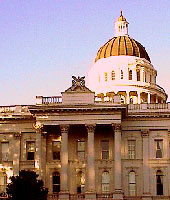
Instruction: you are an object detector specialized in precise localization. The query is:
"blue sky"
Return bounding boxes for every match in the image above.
[0,0,170,105]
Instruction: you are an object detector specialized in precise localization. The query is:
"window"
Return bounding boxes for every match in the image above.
[129,171,136,196]
[26,141,35,160]
[53,172,60,193]
[102,171,110,193]
[98,75,100,82]
[128,140,135,159]
[2,142,9,161]
[77,140,85,160]
[101,141,109,159]
[104,72,108,82]
[136,70,140,81]
[121,70,123,79]
[0,172,7,194]
[111,70,115,80]
[144,73,147,82]
[156,170,163,195]
[155,140,163,158]
[77,171,85,194]
[129,70,132,80]
[53,141,61,160]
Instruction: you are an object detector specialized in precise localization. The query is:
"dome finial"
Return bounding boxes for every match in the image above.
[120,10,123,16]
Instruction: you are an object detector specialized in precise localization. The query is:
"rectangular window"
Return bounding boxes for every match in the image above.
[101,141,109,159]
[129,70,132,80]
[137,70,140,81]
[53,141,61,160]
[2,142,9,161]
[77,140,85,160]
[104,72,107,82]
[128,140,135,159]
[26,141,35,160]
[155,140,163,158]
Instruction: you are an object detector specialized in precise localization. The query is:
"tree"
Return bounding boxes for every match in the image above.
[6,170,48,200]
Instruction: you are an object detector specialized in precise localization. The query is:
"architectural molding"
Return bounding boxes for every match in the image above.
[33,122,43,132]
[141,129,149,137]
[60,124,69,133]
[85,124,96,133]
[112,123,122,131]
[13,132,21,138]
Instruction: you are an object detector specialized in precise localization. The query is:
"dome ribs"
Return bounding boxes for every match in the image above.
[110,37,116,56]
[95,36,151,62]
[125,37,133,56]
[119,36,126,55]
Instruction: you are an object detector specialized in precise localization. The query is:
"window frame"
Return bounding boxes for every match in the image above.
[101,171,110,193]
[129,171,136,196]
[155,139,163,159]
[53,172,60,193]
[128,140,136,159]
[52,141,61,160]
[77,140,85,160]
[129,70,132,80]
[101,140,109,160]
[26,141,35,161]
[1,142,9,162]
[104,72,108,82]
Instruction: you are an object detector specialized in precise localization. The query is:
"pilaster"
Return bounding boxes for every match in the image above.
[85,124,96,200]
[112,123,123,200]
[13,132,21,176]
[141,129,152,200]
[60,124,69,200]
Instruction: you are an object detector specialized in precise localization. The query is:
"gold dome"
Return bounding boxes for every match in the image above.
[95,36,151,62]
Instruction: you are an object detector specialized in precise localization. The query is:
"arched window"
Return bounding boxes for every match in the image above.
[77,171,85,194]
[130,97,133,104]
[0,172,7,194]
[136,70,140,81]
[129,70,132,80]
[102,171,110,193]
[104,72,108,82]
[156,170,163,195]
[121,70,123,79]
[53,172,60,193]
[129,171,136,196]
[111,71,115,80]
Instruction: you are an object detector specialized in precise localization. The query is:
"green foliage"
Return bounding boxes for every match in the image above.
[6,170,48,200]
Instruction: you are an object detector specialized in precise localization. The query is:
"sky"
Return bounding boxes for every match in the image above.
[0,0,170,105]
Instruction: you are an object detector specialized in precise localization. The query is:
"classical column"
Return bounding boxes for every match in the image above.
[112,123,123,199]
[126,92,130,104]
[13,132,21,176]
[138,92,141,104]
[33,123,43,179]
[60,125,69,199]
[141,129,151,200]
[148,93,151,103]
[41,131,47,185]
[85,124,96,199]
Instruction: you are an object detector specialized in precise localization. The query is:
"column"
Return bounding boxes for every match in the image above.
[34,123,43,179]
[148,93,151,103]
[112,123,123,199]
[138,91,141,104]
[126,92,130,104]
[141,129,151,200]
[13,132,21,176]
[41,131,47,185]
[60,125,69,199]
[85,124,96,199]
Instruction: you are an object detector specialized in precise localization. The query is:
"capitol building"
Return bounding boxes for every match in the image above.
[0,12,170,200]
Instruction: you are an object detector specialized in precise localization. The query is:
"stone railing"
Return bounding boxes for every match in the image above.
[0,105,30,113]
[36,96,62,105]
[128,103,170,112]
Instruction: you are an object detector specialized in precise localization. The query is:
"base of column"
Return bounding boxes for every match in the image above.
[85,192,96,200]
[113,189,123,199]
[59,191,69,200]
[142,193,152,200]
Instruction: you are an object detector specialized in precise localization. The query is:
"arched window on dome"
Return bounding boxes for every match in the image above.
[129,70,132,80]
[111,71,115,80]
[121,70,123,79]
[136,70,140,81]
[156,170,163,195]
[129,171,136,196]
[102,171,110,193]
[104,72,108,82]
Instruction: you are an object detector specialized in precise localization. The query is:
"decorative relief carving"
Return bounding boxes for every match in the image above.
[14,132,21,138]
[85,124,96,133]
[33,122,43,132]
[112,123,122,131]
[141,129,149,137]
[60,125,69,133]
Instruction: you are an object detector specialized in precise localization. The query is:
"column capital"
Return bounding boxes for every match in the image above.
[141,129,149,137]
[14,132,21,139]
[60,124,69,133]
[112,123,122,131]
[85,124,96,133]
[33,122,43,132]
